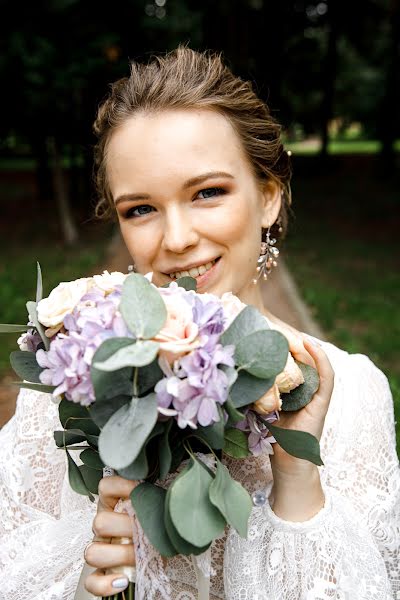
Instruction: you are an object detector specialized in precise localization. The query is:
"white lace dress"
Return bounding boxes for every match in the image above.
[0,337,399,600]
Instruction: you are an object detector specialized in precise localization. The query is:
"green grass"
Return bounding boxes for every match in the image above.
[285,138,400,155]
[0,222,113,378]
[283,160,400,457]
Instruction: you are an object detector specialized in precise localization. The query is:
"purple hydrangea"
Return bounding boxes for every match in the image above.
[17,329,42,352]
[236,409,278,456]
[36,286,132,405]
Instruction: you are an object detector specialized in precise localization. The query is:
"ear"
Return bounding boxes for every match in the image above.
[260,179,282,228]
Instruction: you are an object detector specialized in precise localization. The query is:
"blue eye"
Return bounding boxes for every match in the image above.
[197,187,225,199]
[126,205,154,218]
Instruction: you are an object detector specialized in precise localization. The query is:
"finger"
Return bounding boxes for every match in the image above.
[93,510,133,538]
[98,476,138,510]
[302,338,335,399]
[84,540,135,569]
[85,568,130,597]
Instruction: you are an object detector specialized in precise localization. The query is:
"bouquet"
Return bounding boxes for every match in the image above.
[1,264,322,599]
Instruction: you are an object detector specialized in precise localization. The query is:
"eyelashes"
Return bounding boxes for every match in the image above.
[123,187,226,219]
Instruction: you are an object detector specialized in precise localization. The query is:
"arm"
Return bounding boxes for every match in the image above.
[0,388,96,600]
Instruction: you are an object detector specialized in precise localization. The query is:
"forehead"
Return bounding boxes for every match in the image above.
[106,109,253,193]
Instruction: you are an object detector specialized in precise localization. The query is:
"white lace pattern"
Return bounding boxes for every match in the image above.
[0,339,399,599]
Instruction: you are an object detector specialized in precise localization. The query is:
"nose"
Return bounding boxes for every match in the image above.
[161,206,199,253]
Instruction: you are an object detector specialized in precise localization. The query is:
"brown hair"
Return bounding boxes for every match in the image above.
[93,45,293,239]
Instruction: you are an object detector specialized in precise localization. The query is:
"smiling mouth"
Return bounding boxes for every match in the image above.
[167,257,221,280]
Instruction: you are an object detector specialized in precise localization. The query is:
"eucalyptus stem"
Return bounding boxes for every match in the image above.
[101,582,135,600]
[133,367,139,397]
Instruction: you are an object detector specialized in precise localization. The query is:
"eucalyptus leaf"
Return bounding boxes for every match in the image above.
[94,340,159,371]
[13,381,55,394]
[9,350,43,383]
[175,276,197,291]
[66,449,94,501]
[137,359,163,396]
[164,485,210,555]
[91,337,133,402]
[54,430,87,447]
[281,361,320,412]
[98,393,158,469]
[79,464,103,495]
[59,398,90,428]
[230,370,275,408]
[89,395,130,429]
[235,330,288,379]
[169,458,226,547]
[221,305,269,347]
[0,324,29,333]
[158,420,172,480]
[209,460,252,538]
[223,428,250,458]
[26,300,49,350]
[267,422,324,466]
[120,274,167,339]
[196,405,225,450]
[80,448,104,470]
[131,483,177,557]
[118,445,149,479]
[36,262,43,304]
[224,398,245,424]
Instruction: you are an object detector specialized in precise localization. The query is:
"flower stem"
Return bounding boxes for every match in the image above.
[101,582,135,600]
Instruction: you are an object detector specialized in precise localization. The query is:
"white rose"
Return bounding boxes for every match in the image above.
[92,270,128,293]
[37,277,94,328]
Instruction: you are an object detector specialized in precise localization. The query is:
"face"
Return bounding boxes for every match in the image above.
[107,109,281,305]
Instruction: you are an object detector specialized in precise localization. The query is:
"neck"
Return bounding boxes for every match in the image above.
[237,280,275,322]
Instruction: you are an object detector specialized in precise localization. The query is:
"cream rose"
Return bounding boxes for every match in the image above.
[220,292,247,328]
[37,277,94,328]
[154,293,200,363]
[253,383,282,414]
[93,270,128,293]
[276,351,305,393]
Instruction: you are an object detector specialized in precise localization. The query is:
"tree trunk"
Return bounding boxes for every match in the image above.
[320,1,340,159]
[48,137,78,245]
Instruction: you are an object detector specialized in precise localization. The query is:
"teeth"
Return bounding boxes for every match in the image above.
[169,259,217,280]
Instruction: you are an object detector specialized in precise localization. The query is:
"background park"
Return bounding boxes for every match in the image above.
[0,0,399,457]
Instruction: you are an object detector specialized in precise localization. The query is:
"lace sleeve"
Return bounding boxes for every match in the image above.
[0,388,96,600]
[224,349,400,600]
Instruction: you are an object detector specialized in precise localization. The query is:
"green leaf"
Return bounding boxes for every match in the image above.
[224,398,245,424]
[164,484,210,555]
[54,429,87,447]
[196,405,225,450]
[66,449,94,501]
[89,395,130,429]
[98,393,158,470]
[64,418,100,436]
[120,273,167,339]
[209,460,252,538]
[94,340,159,371]
[0,324,29,333]
[137,359,163,396]
[223,428,250,458]
[267,423,324,466]
[36,262,43,304]
[169,458,226,547]
[230,370,275,408]
[91,337,133,402]
[131,483,177,557]
[13,381,55,394]
[221,305,269,347]
[59,398,90,428]
[118,446,149,480]
[80,448,104,470]
[158,420,172,479]
[26,300,49,350]
[9,350,43,383]
[79,464,103,495]
[175,276,197,291]
[235,330,288,379]
[281,361,320,412]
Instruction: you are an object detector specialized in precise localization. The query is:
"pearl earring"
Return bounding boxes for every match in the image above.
[252,225,280,284]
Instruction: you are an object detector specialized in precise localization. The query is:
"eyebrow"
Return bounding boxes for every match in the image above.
[114,171,234,206]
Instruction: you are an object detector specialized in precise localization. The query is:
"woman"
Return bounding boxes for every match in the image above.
[0,47,399,599]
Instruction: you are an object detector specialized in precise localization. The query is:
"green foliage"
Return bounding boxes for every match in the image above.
[230,370,275,409]
[175,276,197,291]
[221,305,269,347]
[281,361,320,411]
[267,423,323,466]
[120,274,167,339]
[66,449,94,502]
[0,324,29,333]
[94,340,159,371]
[9,350,43,383]
[26,300,49,350]
[235,330,288,379]
[223,428,250,458]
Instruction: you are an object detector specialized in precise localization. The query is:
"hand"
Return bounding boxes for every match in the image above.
[84,476,137,597]
[270,336,335,478]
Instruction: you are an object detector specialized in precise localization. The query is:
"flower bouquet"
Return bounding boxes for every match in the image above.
[1,264,322,600]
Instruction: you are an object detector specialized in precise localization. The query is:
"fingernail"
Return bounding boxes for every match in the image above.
[112,577,129,589]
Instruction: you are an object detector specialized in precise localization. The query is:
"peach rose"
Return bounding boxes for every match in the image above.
[253,383,282,414]
[276,352,305,393]
[153,293,200,363]
[220,292,247,328]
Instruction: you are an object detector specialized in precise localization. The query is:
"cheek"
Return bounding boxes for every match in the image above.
[119,221,159,268]
[209,198,260,256]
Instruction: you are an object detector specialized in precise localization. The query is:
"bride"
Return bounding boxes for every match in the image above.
[0,46,398,600]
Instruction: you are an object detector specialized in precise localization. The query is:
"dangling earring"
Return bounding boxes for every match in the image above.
[252,225,280,284]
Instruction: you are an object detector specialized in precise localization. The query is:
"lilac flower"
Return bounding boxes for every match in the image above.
[236,409,279,456]
[17,329,42,352]
[36,285,132,405]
